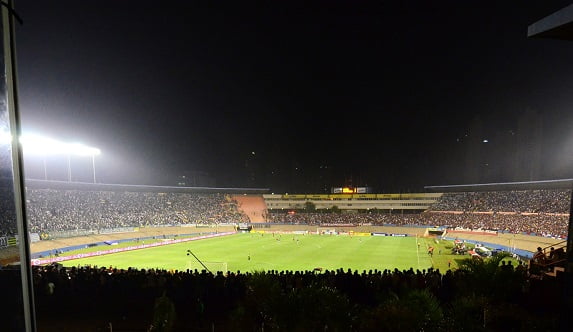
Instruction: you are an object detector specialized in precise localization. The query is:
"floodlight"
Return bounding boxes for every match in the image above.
[1,131,102,182]
[20,134,68,155]
[67,143,101,156]
[19,134,101,156]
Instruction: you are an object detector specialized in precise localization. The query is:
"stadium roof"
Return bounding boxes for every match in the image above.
[25,179,270,194]
[528,4,573,40]
[424,179,573,192]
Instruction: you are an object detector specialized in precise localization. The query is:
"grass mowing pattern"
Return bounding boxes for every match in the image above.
[63,233,433,272]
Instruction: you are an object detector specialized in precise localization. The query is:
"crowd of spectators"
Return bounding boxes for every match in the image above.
[267,211,568,237]
[0,146,18,236]
[425,212,568,238]
[2,187,571,239]
[267,189,571,238]
[23,259,560,331]
[25,189,249,234]
[430,190,570,213]
[266,211,433,227]
[0,185,17,236]
[426,189,570,238]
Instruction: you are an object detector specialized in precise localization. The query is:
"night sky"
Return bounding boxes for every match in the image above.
[13,1,573,193]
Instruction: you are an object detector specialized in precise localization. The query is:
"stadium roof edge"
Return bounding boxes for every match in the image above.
[24,179,270,194]
[528,3,573,40]
[424,179,573,192]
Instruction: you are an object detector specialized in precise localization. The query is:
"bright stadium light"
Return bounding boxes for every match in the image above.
[18,134,101,182]
[19,134,101,157]
[20,134,68,155]
[67,143,101,156]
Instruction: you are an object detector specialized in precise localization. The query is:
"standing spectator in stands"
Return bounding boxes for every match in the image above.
[548,247,555,261]
[532,247,546,264]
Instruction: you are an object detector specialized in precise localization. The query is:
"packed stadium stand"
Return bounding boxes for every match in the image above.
[3,184,568,245]
[0,179,17,236]
[26,189,248,234]
[426,190,569,238]
[265,190,570,239]
[430,190,570,213]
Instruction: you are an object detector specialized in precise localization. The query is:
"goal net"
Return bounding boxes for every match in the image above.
[424,227,446,237]
[186,261,228,274]
[316,227,337,235]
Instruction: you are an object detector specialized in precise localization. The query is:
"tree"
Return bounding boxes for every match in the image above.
[304,201,316,212]
[457,251,512,295]
[455,252,517,330]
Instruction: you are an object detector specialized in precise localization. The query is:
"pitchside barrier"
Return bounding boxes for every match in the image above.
[30,232,236,265]
[251,230,311,235]
[316,227,337,235]
[371,233,409,237]
[445,227,498,236]
[253,229,394,237]
[31,231,232,259]
[350,232,372,237]
[29,233,41,243]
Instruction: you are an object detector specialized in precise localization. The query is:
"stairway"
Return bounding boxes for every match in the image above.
[545,266,565,278]
[232,195,268,222]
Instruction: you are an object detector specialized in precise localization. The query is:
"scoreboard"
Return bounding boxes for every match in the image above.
[331,186,371,194]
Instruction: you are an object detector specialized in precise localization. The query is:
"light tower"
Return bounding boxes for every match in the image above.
[19,134,101,183]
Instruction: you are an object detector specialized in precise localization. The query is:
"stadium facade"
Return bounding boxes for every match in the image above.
[264,193,441,212]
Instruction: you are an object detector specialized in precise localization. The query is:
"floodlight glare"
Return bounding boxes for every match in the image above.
[19,134,101,156]
[20,134,68,155]
[68,143,101,156]
[3,131,102,182]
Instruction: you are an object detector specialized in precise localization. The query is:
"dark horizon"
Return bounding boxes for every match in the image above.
[13,1,573,193]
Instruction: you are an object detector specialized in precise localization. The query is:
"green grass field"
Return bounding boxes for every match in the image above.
[62,233,436,272]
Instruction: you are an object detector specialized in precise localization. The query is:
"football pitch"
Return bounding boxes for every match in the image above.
[62,233,434,272]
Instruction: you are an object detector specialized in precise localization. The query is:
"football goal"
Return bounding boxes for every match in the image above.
[316,227,337,235]
[186,260,228,274]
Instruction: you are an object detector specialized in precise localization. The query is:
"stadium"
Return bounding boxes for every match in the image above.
[1,177,570,330]
[2,3,573,332]
[1,134,572,331]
